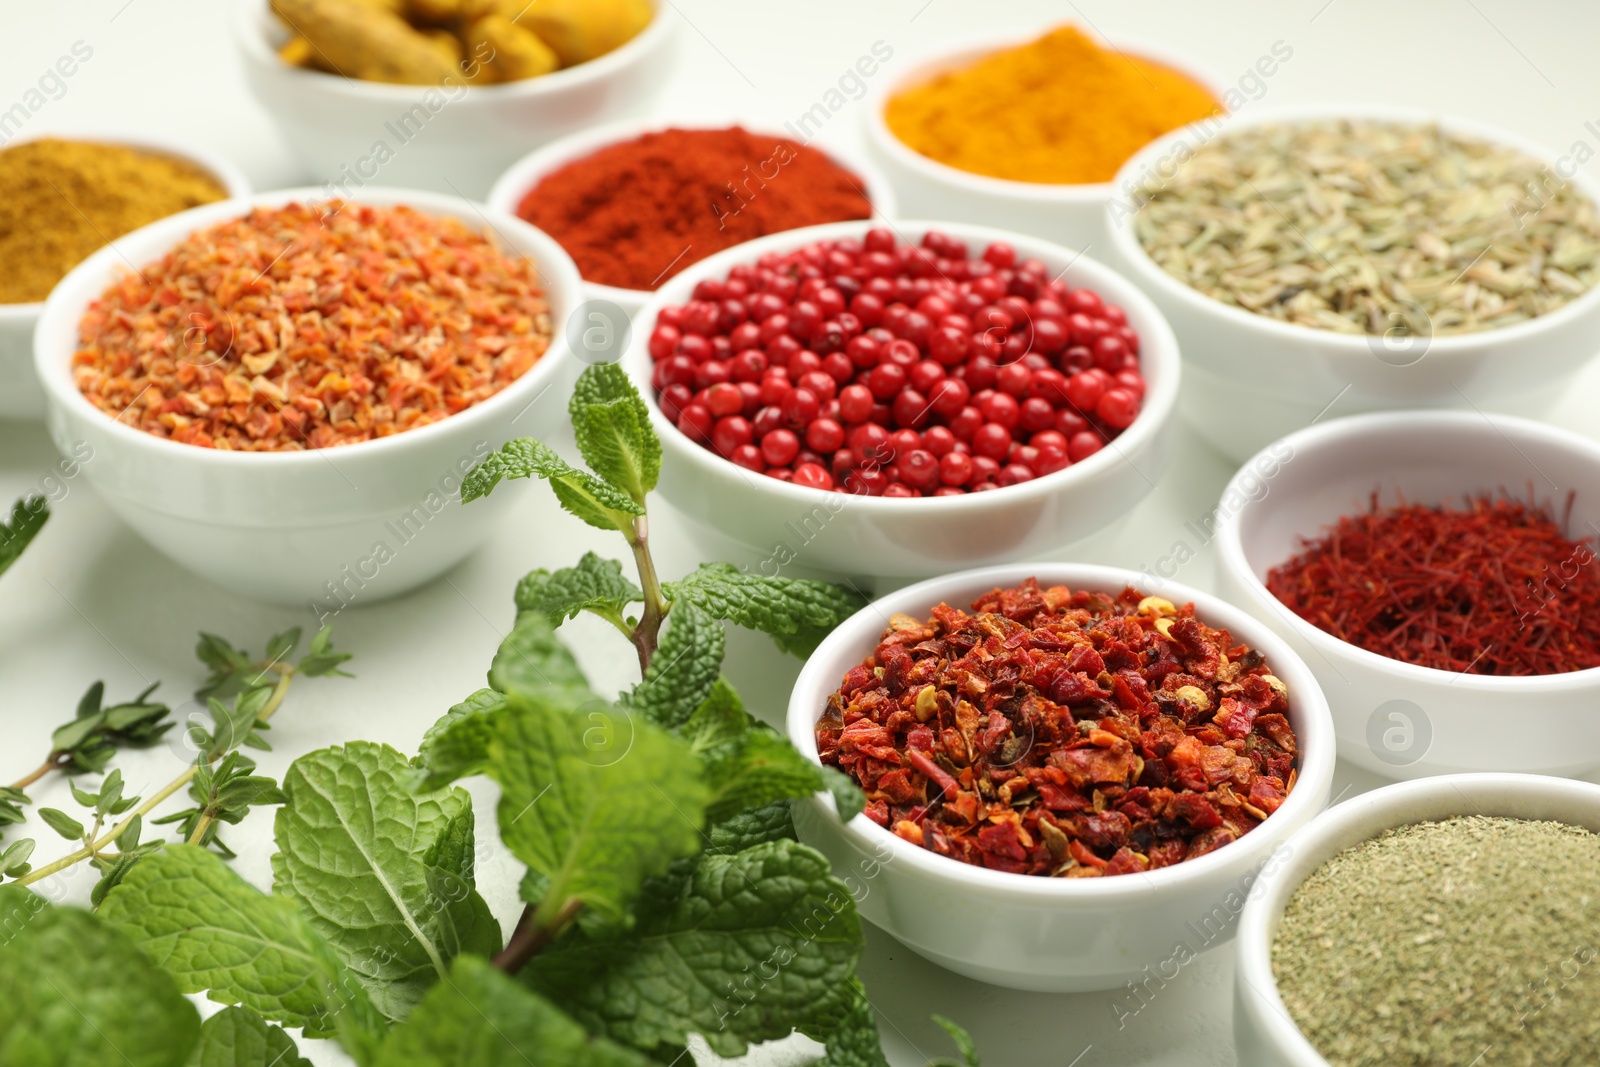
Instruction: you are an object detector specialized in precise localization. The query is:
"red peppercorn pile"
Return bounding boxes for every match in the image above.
[816,580,1299,877]
[1267,493,1600,676]
[647,229,1147,496]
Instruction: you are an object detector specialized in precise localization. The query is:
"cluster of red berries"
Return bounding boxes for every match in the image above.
[646,229,1146,496]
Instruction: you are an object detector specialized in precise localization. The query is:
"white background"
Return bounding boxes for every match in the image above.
[3,1,1600,1064]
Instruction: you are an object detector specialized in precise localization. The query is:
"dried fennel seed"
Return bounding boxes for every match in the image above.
[1273,816,1600,1067]
[1133,121,1600,337]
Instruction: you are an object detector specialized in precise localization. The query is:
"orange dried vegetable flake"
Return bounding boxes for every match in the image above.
[73,200,552,451]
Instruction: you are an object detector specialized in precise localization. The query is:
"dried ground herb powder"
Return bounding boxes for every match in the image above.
[1274,816,1600,1066]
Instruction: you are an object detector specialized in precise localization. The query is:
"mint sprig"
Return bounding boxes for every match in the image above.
[0,495,48,581]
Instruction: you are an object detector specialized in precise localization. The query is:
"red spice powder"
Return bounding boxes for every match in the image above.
[817,580,1299,877]
[73,201,552,451]
[517,126,874,291]
[1266,493,1600,675]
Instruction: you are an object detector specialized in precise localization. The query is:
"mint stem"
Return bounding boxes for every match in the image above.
[628,514,668,675]
[492,897,581,974]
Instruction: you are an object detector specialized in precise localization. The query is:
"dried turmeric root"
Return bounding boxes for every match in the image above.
[271,0,458,84]
[467,14,559,80]
[502,0,652,67]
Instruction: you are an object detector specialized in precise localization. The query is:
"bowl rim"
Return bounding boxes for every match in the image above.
[0,128,252,321]
[233,0,677,101]
[1105,102,1600,357]
[620,217,1183,514]
[1214,408,1600,691]
[485,116,901,302]
[1233,770,1600,1066]
[33,185,582,467]
[863,25,1227,202]
[785,560,1337,901]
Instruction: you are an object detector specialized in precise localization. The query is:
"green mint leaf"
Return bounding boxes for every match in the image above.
[704,730,830,826]
[931,1015,981,1067]
[0,495,48,580]
[528,840,864,1059]
[461,438,643,532]
[812,981,890,1067]
[627,602,724,730]
[568,362,661,505]
[678,676,751,764]
[515,551,642,628]
[0,884,200,1066]
[296,625,353,678]
[705,801,796,855]
[38,807,83,840]
[665,565,867,657]
[413,689,506,790]
[373,955,648,1067]
[487,692,708,920]
[272,742,502,1022]
[187,1006,312,1067]
[489,610,598,706]
[99,845,366,1037]
[822,766,867,822]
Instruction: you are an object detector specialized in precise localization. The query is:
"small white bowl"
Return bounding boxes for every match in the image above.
[487,119,899,317]
[233,0,678,199]
[1106,104,1600,461]
[863,29,1222,256]
[0,130,249,422]
[621,219,1182,585]
[33,187,582,607]
[1234,771,1600,1067]
[1213,410,1600,780]
[786,562,1336,992]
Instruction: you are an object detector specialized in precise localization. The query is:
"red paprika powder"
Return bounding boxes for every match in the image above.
[515,126,874,291]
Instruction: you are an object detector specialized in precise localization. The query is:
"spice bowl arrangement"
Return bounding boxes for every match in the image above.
[1233,771,1600,1066]
[1106,104,1600,461]
[1214,410,1600,779]
[233,0,679,197]
[863,26,1223,254]
[0,130,250,421]
[32,186,582,606]
[486,118,897,316]
[787,562,1336,992]
[621,219,1182,586]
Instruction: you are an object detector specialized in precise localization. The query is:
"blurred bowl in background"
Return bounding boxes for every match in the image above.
[232,0,678,198]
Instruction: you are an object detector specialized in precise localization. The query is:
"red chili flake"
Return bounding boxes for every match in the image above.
[1266,491,1600,676]
[72,201,553,451]
[815,579,1300,877]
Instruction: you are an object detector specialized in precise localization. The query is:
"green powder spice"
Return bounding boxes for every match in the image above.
[1273,816,1600,1067]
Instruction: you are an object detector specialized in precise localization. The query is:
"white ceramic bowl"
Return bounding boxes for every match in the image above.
[233,0,678,198]
[33,187,582,607]
[621,219,1182,585]
[786,562,1336,992]
[1106,104,1600,461]
[0,130,249,422]
[1234,771,1600,1066]
[863,29,1222,256]
[487,118,899,317]
[1213,410,1600,780]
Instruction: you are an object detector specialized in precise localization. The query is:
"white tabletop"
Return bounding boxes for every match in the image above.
[5,1,1600,1064]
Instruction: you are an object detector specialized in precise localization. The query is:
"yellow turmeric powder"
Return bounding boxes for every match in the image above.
[885,26,1221,185]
